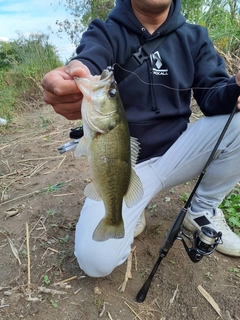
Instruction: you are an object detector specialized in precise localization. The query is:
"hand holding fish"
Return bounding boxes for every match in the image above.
[41,60,91,120]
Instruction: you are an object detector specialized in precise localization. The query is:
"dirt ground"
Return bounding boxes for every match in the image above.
[0,104,240,320]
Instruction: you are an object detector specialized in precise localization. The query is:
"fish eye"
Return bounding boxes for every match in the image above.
[108,88,117,99]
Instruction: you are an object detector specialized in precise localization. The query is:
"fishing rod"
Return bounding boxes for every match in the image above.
[136,102,238,303]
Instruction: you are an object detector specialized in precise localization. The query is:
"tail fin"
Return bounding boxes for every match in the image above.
[92,218,125,242]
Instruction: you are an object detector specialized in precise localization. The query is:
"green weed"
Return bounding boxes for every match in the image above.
[39,115,53,127]
[147,204,157,213]
[227,267,240,278]
[180,193,190,203]
[219,188,240,235]
[205,272,213,280]
[50,299,58,308]
[59,234,69,244]
[46,182,65,195]
[47,209,55,216]
[43,275,50,285]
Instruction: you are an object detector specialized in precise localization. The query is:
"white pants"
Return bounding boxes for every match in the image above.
[75,113,240,277]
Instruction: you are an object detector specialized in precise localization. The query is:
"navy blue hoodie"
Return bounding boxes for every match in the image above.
[73,0,240,162]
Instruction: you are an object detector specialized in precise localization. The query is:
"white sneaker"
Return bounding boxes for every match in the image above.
[183,207,240,257]
[134,211,146,237]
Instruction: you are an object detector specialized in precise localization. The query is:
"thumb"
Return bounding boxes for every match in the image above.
[65,60,91,79]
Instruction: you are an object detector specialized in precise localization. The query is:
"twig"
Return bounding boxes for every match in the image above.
[0,179,74,206]
[99,302,109,317]
[133,245,138,271]
[44,156,66,174]
[0,189,41,206]
[1,159,11,173]
[1,177,24,202]
[38,286,67,295]
[26,223,31,286]
[74,288,82,295]
[58,276,78,283]
[6,235,21,265]
[124,301,143,320]
[53,193,75,197]
[28,161,48,178]
[226,310,234,320]
[169,284,179,305]
[118,246,136,292]
[0,171,18,179]
[197,285,222,318]
[5,209,19,218]
[107,312,114,320]
[0,144,10,151]
[41,247,59,259]
[17,156,65,162]
[20,216,47,251]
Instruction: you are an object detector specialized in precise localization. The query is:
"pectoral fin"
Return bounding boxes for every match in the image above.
[84,182,102,201]
[124,168,143,208]
[74,136,88,157]
[130,136,141,167]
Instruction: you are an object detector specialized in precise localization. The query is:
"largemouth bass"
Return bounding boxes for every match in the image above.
[74,68,143,242]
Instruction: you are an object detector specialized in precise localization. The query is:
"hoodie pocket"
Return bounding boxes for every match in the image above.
[128,118,188,162]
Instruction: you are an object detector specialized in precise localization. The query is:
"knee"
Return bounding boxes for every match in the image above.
[74,241,125,277]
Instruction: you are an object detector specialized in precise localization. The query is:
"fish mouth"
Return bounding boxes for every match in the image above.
[99,69,113,82]
[75,68,113,89]
[74,68,114,100]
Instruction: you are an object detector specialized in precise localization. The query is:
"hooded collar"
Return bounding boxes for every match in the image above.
[108,0,186,38]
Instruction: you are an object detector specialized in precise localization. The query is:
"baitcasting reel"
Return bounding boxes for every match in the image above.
[178,226,223,263]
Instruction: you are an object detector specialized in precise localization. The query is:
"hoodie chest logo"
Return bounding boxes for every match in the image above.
[150,51,168,76]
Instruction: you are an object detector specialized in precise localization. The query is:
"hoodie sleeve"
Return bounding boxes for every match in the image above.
[192,28,240,115]
[71,19,115,75]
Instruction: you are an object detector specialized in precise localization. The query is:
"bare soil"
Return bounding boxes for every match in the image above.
[0,104,239,320]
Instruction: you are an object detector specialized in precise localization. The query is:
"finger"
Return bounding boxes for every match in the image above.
[41,72,81,96]
[52,101,82,120]
[237,96,240,110]
[43,89,82,105]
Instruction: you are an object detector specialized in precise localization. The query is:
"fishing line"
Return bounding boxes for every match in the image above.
[112,62,238,92]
